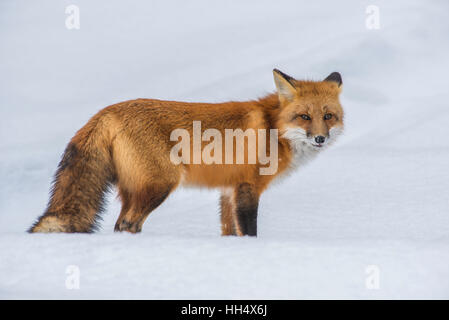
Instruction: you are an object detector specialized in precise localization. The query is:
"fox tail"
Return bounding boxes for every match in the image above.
[29,114,115,233]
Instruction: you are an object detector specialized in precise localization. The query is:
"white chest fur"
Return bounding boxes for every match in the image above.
[287,139,320,170]
[275,126,343,181]
[272,139,319,185]
[281,128,320,171]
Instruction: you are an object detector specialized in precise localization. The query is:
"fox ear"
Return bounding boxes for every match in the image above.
[273,69,297,103]
[324,72,342,89]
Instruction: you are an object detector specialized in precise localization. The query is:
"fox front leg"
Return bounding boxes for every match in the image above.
[234,183,259,236]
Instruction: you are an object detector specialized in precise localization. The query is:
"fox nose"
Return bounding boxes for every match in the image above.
[315,136,326,144]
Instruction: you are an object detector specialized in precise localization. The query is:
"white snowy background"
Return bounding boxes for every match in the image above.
[1,0,449,299]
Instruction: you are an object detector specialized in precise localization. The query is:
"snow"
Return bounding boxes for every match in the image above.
[1,0,449,299]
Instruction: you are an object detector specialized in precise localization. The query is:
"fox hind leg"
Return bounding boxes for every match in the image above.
[114,184,174,233]
[114,188,132,230]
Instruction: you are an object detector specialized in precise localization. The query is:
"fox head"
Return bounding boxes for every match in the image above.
[272,69,344,150]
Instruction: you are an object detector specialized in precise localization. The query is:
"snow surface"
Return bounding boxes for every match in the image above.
[1,0,449,299]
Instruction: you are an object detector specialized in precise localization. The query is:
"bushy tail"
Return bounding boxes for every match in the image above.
[29,115,115,233]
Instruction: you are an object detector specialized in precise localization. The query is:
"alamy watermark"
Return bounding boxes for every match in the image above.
[170,121,279,175]
[65,265,80,290]
[65,5,80,30]
[365,264,380,290]
[365,5,380,30]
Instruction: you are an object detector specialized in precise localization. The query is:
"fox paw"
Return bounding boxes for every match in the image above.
[114,220,142,233]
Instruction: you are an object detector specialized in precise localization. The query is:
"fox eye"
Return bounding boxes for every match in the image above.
[300,114,311,121]
[324,113,333,120]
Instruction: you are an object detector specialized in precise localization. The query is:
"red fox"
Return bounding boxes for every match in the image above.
[29,69,344,236]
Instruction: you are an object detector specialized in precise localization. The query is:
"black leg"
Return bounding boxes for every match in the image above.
[235,183,259,236]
